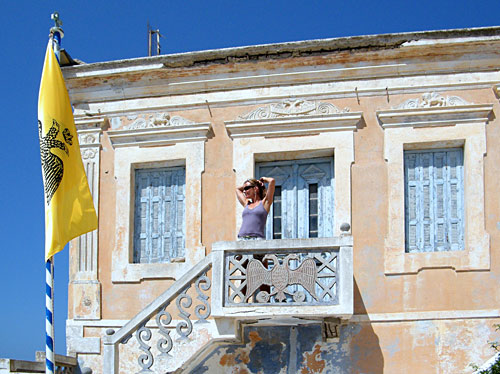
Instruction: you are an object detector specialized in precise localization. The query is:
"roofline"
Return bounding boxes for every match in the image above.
[63,26,500,72]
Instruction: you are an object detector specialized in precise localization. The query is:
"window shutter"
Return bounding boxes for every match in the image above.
[173,169,186,259]
[420,151,435,252]
[256,157,334,240]
[134,171,150,263]
[433,152,447,251]
[446,149,464,251]
[404,153,419,252]
[404,149,464,253]
[134,167,185,263]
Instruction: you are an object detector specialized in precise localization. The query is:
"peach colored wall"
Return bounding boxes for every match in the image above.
[65,34,500,372]
[87,87,500,319]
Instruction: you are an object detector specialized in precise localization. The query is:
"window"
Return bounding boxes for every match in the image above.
[256,157,334,239]
[404,149,464,253]
[134,167,186,263]
[377,94,492,274]
[229,99,359,239]
[109,113,209,282]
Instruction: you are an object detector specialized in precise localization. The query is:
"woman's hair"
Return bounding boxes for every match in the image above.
[246,178,266,200]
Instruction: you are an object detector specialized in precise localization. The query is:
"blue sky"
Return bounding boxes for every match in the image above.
[0,0,499,361]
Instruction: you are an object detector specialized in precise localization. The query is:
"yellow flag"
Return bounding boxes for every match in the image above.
[38,40,98,260]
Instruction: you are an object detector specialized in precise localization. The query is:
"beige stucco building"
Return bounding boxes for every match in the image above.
[63,27,500,373]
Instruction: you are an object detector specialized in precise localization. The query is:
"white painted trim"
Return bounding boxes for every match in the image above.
[71,71,500,117]
[112,141,206,282]
[67,308,500,327]
[232,114,355,238]
[68,63,166,78]
[377,104,493,128]
[108,123,211,148]
[350,309,500,323]
[380,103,492,274]
[226,113,362,138]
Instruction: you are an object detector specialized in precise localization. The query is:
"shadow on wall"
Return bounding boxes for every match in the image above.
[350,277,384,373]
[190,280,383,373]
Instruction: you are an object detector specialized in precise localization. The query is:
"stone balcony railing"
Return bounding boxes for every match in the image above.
[212,236,353,322]
[101,235,353,374]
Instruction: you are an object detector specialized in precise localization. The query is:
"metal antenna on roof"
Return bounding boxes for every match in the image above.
[147,22,163,56]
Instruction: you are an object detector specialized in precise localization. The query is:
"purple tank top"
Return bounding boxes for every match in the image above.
[238,202,268,238]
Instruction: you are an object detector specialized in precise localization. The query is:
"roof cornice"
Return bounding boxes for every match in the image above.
[63,26,500,76]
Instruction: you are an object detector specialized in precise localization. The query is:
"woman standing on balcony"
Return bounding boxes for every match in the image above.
[236,177,275,240]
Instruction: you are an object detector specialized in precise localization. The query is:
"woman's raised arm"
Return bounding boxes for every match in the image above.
[260,177,275,213]
[236,184,247,207]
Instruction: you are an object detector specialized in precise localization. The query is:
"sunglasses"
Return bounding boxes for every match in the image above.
[243,185,255,191]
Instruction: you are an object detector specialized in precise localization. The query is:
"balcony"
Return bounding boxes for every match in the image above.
[102,235,353,374]
[212,236,353,322]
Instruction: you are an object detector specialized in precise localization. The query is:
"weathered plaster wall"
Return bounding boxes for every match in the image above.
[65,29,500,373]
[87,86,500,320]
[190,321,500,374]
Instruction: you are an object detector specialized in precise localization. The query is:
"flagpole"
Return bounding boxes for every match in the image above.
[45,257,55,374]
[45,12,63,374]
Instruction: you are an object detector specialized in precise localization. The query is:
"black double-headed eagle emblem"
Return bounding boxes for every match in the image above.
[38,119,74,205]
[245,254,318,302]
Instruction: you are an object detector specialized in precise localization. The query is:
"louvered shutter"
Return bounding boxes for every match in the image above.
[256,157,334,240]
[446,149,464,251]
[404,149,464,253]
[134,167,186,263]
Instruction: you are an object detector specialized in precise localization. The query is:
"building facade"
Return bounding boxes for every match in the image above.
[64,27,500,373]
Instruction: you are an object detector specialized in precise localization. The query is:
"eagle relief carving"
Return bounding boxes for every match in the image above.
[245,254,318,302]
[38,119,73,205]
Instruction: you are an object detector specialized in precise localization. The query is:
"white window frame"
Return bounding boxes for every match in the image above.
[109,118,209,282]
[378,101,492,274]
[227,103,361,238]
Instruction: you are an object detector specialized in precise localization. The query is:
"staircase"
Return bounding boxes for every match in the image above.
[102,236,353,374]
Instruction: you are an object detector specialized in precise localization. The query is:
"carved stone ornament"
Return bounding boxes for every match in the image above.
[124,113,195,130]
[238,99,350,120]
[78,133,98,145]
[393,92,472,110]
[81,148,97,160]
[245,254,318,303]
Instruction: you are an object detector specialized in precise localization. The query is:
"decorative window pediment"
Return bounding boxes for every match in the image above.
[110,112,206,282]
[226,99,362,138]
[377,93,492,128]
[108,112,210,148]
[379,92,492,274]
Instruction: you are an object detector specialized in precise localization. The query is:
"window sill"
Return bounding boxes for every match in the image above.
[111,247,205,283]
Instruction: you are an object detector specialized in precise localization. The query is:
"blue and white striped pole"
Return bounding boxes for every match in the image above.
[45,12,64,374]
[45,258,55,374]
